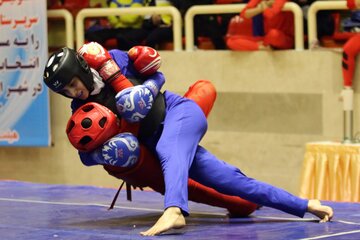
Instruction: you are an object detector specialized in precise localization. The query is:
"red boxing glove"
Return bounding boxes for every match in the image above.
[128,46,161,76]
[78,42,121,82]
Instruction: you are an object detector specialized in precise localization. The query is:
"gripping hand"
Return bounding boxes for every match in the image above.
[128,46,161,76]
[78,42,121,83]
[115,85,154,123]
[114,72,164,122]
[89,133,140,167]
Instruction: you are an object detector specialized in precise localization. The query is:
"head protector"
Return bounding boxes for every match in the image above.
[43,47,94,95]
[66,102,120,152]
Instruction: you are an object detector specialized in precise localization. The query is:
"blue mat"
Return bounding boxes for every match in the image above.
[0,180,359,240]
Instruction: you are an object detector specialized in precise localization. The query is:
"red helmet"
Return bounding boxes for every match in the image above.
[66,102,119,152]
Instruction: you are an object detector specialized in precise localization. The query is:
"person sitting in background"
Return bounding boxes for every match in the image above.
[85,0,149,50]
[141,0,174,49]
[47,0,90,17]
[348,0,360,9]
[227,0,295,50]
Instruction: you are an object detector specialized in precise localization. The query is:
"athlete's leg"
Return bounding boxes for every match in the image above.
[188,179,258,217]
[263,29,294,49]
[342,35,360,87]
[189,146,308,217]
[156,96,208,214]
[141,97,208,236]
[226,35,263,51]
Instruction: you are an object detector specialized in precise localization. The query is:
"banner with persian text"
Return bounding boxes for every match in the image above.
[0,0,50,146]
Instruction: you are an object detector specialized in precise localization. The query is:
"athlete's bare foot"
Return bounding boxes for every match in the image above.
[140,207,186,236]
[307,199,333,223]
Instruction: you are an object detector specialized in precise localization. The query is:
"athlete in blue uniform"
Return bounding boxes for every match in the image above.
[44,42,333,236]
[124,81,333,236]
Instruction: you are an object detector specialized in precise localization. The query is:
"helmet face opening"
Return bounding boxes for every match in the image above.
[43,47,94,95]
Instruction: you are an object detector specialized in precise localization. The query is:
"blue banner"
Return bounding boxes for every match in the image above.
[0,0,50,146]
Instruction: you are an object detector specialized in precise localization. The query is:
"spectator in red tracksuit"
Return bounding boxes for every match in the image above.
[227,0,294,50]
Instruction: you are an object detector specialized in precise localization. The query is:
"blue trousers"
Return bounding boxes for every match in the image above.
[146,91,308,217]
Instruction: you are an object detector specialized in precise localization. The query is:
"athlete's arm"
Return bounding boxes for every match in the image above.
[114,72,165,123]
[78,133,140,168]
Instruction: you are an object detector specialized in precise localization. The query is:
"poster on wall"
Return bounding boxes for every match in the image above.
[0,0,50,146]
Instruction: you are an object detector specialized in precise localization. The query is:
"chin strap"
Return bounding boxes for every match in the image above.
[90,68,105,95]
